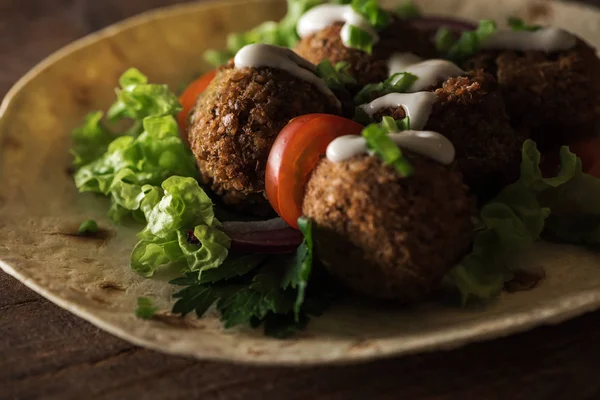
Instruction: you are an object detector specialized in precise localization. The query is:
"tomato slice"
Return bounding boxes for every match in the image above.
[177,69,217,140]
[265,114,363,229]
[570,137,600,178]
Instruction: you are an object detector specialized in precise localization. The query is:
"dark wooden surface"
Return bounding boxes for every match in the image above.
[3,1,600,399]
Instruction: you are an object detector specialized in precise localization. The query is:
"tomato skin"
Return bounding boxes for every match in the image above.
[570,137,600,178]
[266,114,363,229]
[177,70,217,140]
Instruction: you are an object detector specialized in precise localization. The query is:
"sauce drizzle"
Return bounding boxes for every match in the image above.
[358,92,437,131]
[480,27,576,52]
[388,53,466,92]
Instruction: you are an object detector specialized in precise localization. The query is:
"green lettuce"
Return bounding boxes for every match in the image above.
[507,17,541,32]
[107,68,181,136]
[74,115,197,221]
[204,0,324,66]
[70,111,114,168]
[131,176,230,277]
[447,140,599,303]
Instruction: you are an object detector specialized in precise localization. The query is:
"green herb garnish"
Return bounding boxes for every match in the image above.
[345,24,376,54]
[354,72,418,104]
[507,17,542,32]
[204,0,324,66]
[362,123,414,177]
[283,217,314,320]
[437,19,497,61]
[351,0,391,30]
[77,219,99,235]
[395,0,421,19]
[135,297,158,319]
[316,60,357,90]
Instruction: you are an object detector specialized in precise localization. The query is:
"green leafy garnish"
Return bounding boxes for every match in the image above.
[77,219,99,235]
[135,297,158,319]
[316,60,357,90]
[446,140,587,303]
[345,24,376,54]
[130,176,230,278]
[107,68,181,136]
[362,123,413,177]
[204,0,324,66]
[395,0,421,19]
[350,0,391,30]
[507,17,541,32]
[282,217,314,321]
[438,19,497,61]
[354,72,418,105]
[70,112,113,168]
[74,114,197,222]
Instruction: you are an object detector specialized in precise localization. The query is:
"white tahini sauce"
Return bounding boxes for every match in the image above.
[234,43,340,107]
[480,27,577,53]
[388,53,466,92]
[297,4,379,49]
[326,131,455,165]
[359,92,437,131]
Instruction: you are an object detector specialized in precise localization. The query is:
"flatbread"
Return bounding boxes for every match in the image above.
[2,0,600,365]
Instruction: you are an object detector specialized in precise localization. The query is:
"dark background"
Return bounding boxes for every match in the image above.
[3,1,600,399]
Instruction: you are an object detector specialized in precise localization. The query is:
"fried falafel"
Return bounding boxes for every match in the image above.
[295,17,438,88]
[302,154,475,302]
[188,58,340,216]
[367,70,526,199]
[463,38,600,149]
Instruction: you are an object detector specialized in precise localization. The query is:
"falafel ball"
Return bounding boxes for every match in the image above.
[303,154,475,302]
[370,70,527,200]
[188,60,340,216]
[295,18,438,87]
[463,39,600,149]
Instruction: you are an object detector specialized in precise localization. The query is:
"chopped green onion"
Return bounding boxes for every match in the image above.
[354,72,418,104]
[316,60,357,90]
[135,297,158,319]
[395,0,421,19]
[351,0,391,30]
[346,24,375,53]
[435,27,455,54]
[380,115,411,132]
[440,19,497,61]
[507,16,542,32]
[78,219,99,235]
[362,123,414,177]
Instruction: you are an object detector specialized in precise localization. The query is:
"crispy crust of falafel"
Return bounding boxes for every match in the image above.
[372,70,526,200]
[463,39,600,148]
[295,18,438,87]
[302,155,475,302]
[188,61,340,215]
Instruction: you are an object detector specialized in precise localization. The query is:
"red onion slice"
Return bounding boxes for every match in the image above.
[222,218,303,254]
[409,16,477,33]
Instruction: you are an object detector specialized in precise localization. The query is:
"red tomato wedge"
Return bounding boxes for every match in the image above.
[265,114,363,229]
[177,70,217,139]
[570,137,600,178]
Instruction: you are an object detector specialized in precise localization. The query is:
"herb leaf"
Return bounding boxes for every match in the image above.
[351,0,391,30]
[316,60,357,90]
[362,123,413,177]
[135,297,158,319]
[507,17,541,32]
[77,220,99,235]
[438,20,497,61]
[354,72,418,105]
[345,24,376,54]
[395,0,421,19]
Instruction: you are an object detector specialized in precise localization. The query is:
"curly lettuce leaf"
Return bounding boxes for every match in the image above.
[447,139,569,303]
[74,115,197,221]
[204,0,324,66]
[107,68,181,135]
[70,111,114,167]
[131,176,230,277]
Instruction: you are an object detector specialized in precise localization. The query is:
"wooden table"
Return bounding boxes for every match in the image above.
[3,1,600,399]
